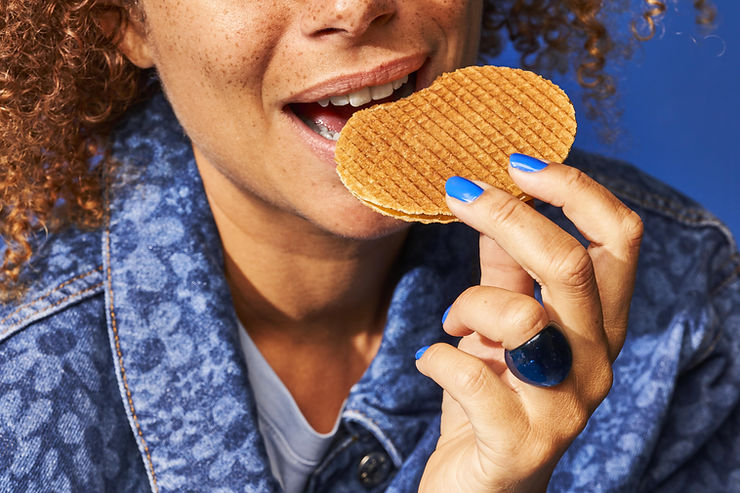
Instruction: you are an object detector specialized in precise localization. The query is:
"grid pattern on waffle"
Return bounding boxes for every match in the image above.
[336,65,576,223]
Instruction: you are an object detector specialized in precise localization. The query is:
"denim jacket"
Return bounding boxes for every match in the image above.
[1,92,739,493]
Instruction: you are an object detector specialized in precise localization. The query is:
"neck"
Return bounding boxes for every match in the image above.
[195,147,411,430]
[218,202,407,344]
[200,165,408,432]
[197,151,408,370]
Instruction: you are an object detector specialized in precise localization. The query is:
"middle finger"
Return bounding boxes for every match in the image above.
[445,178,607,360]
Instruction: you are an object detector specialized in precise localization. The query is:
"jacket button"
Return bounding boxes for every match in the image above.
[357,451,391,488]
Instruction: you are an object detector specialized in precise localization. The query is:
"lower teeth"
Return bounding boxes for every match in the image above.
[301,116,340,141]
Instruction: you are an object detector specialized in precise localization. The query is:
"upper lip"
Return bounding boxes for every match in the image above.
[284,53,427,104]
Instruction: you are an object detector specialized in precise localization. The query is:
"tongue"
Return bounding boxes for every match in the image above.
[292,103,358,133]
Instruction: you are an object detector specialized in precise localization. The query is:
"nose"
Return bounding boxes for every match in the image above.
[301,0,397,39]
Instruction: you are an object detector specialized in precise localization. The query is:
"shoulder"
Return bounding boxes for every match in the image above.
[551,151,740,491]
[0,225,105,344]
[0,226,149,491]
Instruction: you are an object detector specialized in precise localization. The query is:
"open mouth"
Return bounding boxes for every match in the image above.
[288,72,417,141]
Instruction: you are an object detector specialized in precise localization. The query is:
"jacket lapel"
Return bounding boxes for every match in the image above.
[103,93,280,492]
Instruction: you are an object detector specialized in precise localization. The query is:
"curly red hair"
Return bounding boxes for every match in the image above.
[0,0,716,298]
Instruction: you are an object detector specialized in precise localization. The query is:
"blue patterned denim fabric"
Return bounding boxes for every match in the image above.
[1,92,739,493]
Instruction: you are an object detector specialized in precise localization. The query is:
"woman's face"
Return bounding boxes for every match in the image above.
[128,0,483,238]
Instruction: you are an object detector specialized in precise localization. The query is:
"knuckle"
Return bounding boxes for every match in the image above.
[526,398,593,465]
[552,396,590,440]
[485,194,524,227]
[529,421,574,467]
[563,167,591,193]
[530,407,586,461]
[587,361,614,408]
[527,438,558,470]
[567,401,591,436]
[598,365,615,399]
[448,287,476,327]
[552,243,595,291]
[456,286,478,308]
[454,361,492,399]
[424,343,445,361]
[620,209,644,248]
[504,300,546,336]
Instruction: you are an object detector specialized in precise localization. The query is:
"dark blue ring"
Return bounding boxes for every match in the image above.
[504,323,572,387]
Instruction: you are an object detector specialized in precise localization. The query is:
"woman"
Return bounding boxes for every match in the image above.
[1,1,737,492]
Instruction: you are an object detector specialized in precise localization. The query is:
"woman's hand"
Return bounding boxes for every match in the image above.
[416,154,643,493]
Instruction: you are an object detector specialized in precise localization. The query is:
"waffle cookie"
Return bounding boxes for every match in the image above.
[334,65,577,223]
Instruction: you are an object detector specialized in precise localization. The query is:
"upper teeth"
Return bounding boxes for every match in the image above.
[318,75,409,108]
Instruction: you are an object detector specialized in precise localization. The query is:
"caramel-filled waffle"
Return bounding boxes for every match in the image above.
[335,65,577,223]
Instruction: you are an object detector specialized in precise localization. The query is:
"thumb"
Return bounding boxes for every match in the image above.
[415,343,524,441]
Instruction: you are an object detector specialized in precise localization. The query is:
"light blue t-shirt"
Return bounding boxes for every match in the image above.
[238,321,344,493]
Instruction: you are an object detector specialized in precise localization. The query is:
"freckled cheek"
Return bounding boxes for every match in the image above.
[426,1,480,32]
[427,0,483,60]
[158,41,269,95]
[149,15,277,95]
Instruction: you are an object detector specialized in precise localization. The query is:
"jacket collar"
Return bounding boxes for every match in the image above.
[104,93,279,492]
[103,91,477,491]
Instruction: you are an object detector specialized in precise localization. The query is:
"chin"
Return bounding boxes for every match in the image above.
[311,202,412,241]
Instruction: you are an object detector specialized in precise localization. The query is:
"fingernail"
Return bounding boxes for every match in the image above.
[445,176,484,203]
[504,323,572,387]
[442,305,452,324]
[415,345,430,360]
[510,153,548,172]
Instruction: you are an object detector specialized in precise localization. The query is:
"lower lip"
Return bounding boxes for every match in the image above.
[284,108,338,167]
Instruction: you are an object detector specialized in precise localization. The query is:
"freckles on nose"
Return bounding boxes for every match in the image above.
[301,0,396,37]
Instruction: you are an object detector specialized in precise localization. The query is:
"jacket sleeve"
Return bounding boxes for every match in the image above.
[640,248,740,492]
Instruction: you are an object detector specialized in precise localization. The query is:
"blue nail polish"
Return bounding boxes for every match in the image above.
[510,153,548,172]
[415,345,430,360]
[445,176,484,203]
[442,305,452,324]
[504,323,572,387]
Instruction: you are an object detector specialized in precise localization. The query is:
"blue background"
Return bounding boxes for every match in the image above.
[493,1,739,239]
